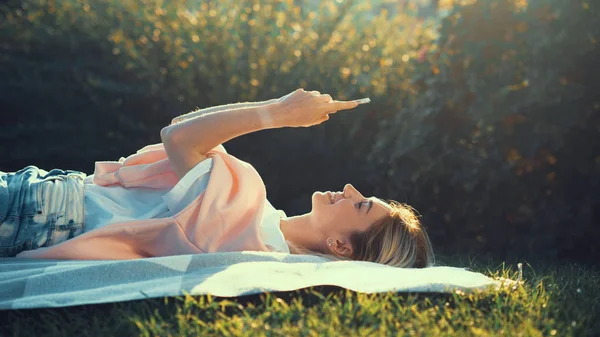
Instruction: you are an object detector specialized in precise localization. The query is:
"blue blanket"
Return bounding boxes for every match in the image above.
[0,251,509,310]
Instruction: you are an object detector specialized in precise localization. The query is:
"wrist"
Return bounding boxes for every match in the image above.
[257,102,284,129]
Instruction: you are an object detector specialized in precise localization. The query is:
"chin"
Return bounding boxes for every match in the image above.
[311,192,327,211]
[310,192,319,208]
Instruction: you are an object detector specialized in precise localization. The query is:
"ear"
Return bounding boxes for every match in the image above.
[328,238,353,258]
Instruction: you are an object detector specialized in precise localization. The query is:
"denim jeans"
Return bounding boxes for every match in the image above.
[0,166,86,257]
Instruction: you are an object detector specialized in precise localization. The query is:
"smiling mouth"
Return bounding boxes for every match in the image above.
[328,192,339,204]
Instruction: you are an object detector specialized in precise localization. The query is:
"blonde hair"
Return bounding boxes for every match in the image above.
[286,199,435,268]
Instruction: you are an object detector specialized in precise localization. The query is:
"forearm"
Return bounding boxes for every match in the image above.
[161,102,280,154]
[170,99,277,125]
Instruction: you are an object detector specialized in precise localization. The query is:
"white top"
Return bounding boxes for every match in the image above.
[82,158,290,254]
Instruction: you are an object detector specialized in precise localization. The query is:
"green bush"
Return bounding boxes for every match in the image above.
[1,0,598,262]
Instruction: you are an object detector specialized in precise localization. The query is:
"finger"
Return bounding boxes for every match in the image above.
[330,100,360,112]
[310,90,321,96]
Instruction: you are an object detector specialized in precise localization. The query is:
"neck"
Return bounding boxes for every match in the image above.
[279,212,326,253]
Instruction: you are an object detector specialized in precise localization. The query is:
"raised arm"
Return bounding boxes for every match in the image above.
[161,103,276,178]
[160,89,359,179]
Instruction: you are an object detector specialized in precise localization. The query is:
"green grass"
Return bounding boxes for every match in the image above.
[1,253,598,337]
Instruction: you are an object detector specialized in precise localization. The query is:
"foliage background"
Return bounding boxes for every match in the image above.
[1,0,598,263]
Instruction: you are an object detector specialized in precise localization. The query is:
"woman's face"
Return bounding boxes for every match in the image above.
[311,183,391,241]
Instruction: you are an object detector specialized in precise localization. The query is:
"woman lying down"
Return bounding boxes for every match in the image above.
[0,89,435,268]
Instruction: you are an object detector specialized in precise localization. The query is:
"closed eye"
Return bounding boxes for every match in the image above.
[356,200,368,211]
[356,200,373,214]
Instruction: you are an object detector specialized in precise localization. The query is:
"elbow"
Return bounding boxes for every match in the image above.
[161,125,180,146]
[161,125,183,153]
[161,124,191,154]
[160,125,172,144]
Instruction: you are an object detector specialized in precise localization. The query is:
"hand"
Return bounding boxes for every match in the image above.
[271,89,360,128]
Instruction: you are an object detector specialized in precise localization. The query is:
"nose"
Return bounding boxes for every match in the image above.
[343,184,364,199]
[343,184,355,196]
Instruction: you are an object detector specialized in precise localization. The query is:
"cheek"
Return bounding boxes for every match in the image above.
[318,203,353,227]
